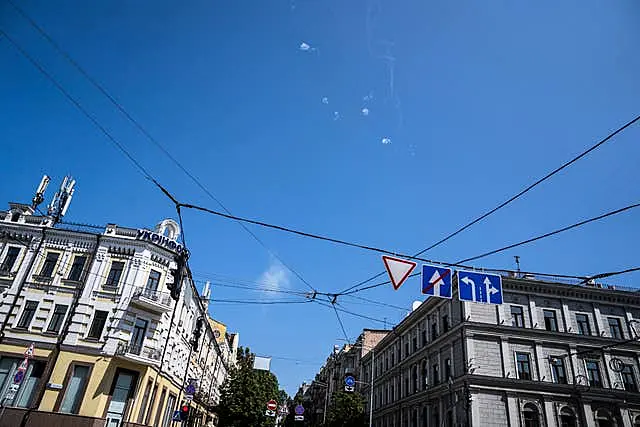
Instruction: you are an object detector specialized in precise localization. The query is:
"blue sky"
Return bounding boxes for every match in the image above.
[1,0,639,395]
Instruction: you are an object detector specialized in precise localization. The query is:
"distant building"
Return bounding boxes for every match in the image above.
[0,179,237,426]
[359,275,640,427]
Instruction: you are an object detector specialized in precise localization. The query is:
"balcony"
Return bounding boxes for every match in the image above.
[116,341,162,366]
[131,287,172,312]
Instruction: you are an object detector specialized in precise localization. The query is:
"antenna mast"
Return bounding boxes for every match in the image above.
[47,175,76,225]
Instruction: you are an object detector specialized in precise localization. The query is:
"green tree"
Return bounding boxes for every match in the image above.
[217,347,281,427]
[325,391,366,427]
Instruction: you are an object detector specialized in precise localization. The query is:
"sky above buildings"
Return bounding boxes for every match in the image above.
[1,0,640,394]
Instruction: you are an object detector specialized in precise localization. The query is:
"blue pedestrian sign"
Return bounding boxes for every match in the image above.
[172,410,182,422]
[457,270,502,304]
[421,264,452,299]
[344,375,355,387]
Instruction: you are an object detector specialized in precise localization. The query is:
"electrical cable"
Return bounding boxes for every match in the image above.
[342,202,640,295]
[342,294,409,311]
[209,298,313,305]
[329,300,351,343]
[4,0,318,294]
[581,267,640,284]
[338,114,640,295]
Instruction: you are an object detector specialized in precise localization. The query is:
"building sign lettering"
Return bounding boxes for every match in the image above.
[137,229,185,254]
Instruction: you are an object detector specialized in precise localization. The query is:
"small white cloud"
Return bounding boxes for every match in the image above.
[361,108,369,116]
[322,97,329,104]
[382,137,392,144]
[333,111,341,121]
[363,92,374,102]
[299,42,312,51]
[259,259,291,291]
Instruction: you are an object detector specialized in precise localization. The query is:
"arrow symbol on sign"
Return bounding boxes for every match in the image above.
[460,276,476,301]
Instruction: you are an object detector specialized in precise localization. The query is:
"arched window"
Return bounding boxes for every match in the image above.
[595,409,614,427]
[560,407,577,427]
[523,403,540,427]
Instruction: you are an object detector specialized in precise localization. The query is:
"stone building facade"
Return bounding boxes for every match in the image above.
[0,197,237,427]
[359,274,640,427]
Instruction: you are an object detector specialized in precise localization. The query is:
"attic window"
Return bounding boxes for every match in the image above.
[10,212,20,222]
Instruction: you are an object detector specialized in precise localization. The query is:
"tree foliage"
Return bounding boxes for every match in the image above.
[325,391,366,427]
[217,347,281,427]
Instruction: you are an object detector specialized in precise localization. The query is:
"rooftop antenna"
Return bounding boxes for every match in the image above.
[514,256,521,277]
[47,175,76,225]
[31,175,50,209]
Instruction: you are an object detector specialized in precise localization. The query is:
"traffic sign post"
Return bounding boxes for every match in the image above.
[457,270,502,304]
[2,344,35,419]
[344,375,355,392]
[382,256,417,290]
[267,400,278,411]
[421,264,452,299]
[295,415,304,421]
[265,409,276,417]
[172,410,182,422]
[295,405,305,416]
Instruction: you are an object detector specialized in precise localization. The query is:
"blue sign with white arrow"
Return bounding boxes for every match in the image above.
[344,375,355,387]
[457,270,502,304]
[421,264,452,299]
[172,410,182,422]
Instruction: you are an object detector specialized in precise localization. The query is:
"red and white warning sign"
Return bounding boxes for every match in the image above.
[382,256,417,290]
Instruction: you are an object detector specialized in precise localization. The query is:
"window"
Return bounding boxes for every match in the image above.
[87,310,108,339]
[621,364,638,392]
[39,252,59,278]
[47,304,68,333]
[522,403,540,427]
[444,358,451,380]
[105,261,125,287]
[404,376,409,397]
[412,336,417,352]
[516,353,532,380]
[385,356,388,371]
[17,301,38,329]
[405,341,409,358]
[421,360,428,388]
[130,318,148,354]
[576,314,591,335]
[442,315,449,333]
[511,306,525,328]
[550,357,567,384]
[154,388,167,427]
[560,408,577,427]
[10,212,20,222]
[162,394,177,427]
[59,364,90,414]
[412,365,418,393]
[608,317,623,339]
[543,310,558,332]
[431,322,437,341]
[0,357,45,408]
[421,329,426,347]
[146,269,161,291]
[585,360,602,387]
[432,364,439,385]
[389,384,394,403]
[391,351,395,366]
[67,256,87,282]
[138,379,153,423]
[1,247,20,273]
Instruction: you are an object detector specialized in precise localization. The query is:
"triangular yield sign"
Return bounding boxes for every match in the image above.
[382,255,417,290]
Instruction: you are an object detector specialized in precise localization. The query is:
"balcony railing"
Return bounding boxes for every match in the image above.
[116,341,162,362]
[132,287,172,310]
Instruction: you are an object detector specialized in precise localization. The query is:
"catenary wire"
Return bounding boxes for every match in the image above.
[342,202,640,295]
[4,0,317,294]
[338,114,640,295]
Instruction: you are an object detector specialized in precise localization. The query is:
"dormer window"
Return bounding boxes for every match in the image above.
[10,212,20,222]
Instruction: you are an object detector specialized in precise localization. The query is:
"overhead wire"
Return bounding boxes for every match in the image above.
[3,0,317,294]
[337,113,640,295]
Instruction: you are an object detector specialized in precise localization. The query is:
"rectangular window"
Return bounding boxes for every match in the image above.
[87,310,108,339]
[585,360,602,387]
[550,357,567,384]
[608,317,623,339]
[59,364,90,414]
[576,314,591,335]
[105,261,125,287]
[444,358,451,380]
[412,336,417,352]
[421,329,427,347]
[130,318,148,354]
[17,301,38,329]
[511,306,524,328]
[543,310,558,332]
[47,304,68,333]
[154,388,167,427]
[162,394,177,427]
[39,252,59,278]
[1,247,20,273]
[137,379,153,423]
[622,365,638,392]
[405,341,409,358]
[516,352,532,380]
[431,322,437,341]
[391,351,395,366]
[442,315,449,333]
[432,364,439,385]
[146,270,161,291]
[67,255,87,282]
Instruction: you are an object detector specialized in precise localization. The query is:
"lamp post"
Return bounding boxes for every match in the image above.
[348,343,375,427]
[313,381,330,425]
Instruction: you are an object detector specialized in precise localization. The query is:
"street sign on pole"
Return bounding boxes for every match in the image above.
[421,264,452,299]
[344,375,355,387]
[267,400,278,411]
[265,409,276,417]
[172,410,182,422]
[344,385,355,392]
[295,415,304,421]
[457,270,502,304]
[382,256,417,290]
[295,405,305,416]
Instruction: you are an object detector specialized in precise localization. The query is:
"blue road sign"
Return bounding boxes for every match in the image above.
[295,405,305,415]
[421,264,452,299]
[185,382,196,395]
[13,370,25,384]
[344,375,355,387]
[457,270,502,304]
[172,410,182,422]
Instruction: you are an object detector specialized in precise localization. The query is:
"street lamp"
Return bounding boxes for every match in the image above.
[347,342,375,427]
[312,381,329,425]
